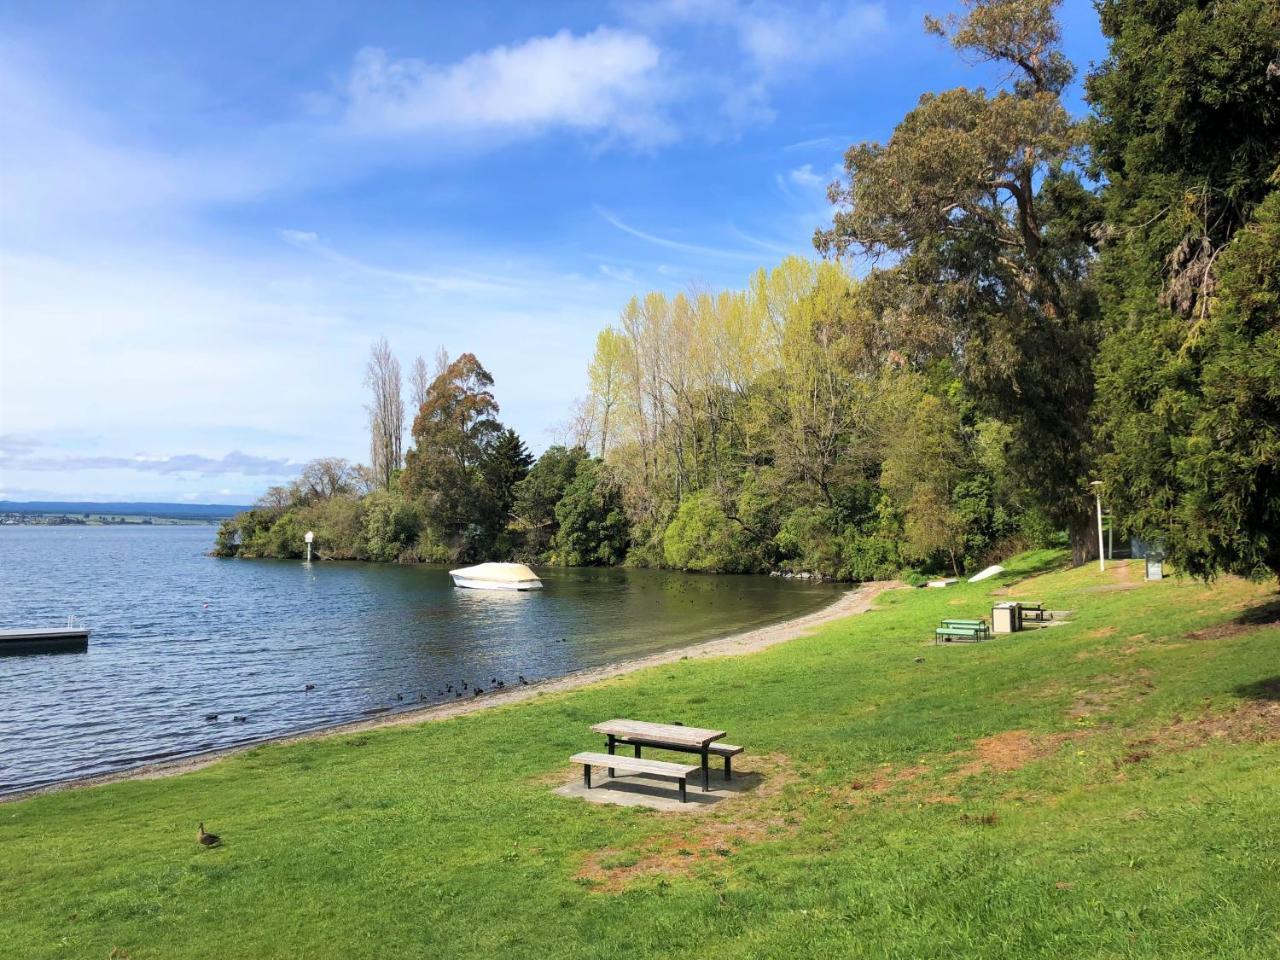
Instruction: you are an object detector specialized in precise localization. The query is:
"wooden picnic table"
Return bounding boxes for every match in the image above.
[590,719,727,792]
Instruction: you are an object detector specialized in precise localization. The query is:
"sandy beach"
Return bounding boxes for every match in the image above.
[5,580,900,801]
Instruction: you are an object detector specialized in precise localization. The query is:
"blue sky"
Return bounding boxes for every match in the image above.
[0,1,1107,504]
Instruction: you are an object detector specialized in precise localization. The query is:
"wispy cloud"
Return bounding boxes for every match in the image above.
[0,434,44,456]
[1,449,304,478]
[340,28,674,147]
[278,230,515,294]
[595,206,760,261]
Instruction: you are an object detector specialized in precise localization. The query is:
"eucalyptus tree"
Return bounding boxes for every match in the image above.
[815,0,1102,562]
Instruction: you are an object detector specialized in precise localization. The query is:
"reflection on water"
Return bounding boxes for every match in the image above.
[0,526,844,793]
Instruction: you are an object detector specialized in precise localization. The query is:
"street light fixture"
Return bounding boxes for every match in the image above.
[1089,481,1104,573]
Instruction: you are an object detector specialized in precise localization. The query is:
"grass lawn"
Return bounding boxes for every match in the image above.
[3,552,1278,959]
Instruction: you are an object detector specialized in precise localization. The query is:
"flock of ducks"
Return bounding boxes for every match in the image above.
[200,673,536,725]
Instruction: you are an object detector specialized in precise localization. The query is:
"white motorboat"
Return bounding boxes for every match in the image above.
[449,562,543,591]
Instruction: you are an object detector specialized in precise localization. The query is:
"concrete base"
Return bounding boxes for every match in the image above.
[554,765,762,813]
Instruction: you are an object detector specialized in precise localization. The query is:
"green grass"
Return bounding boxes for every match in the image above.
[3,551,1278,959]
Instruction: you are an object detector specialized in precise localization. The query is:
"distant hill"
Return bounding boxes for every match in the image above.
[0,501,243,520]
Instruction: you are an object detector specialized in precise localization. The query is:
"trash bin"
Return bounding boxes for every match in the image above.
[992,601,1022,634]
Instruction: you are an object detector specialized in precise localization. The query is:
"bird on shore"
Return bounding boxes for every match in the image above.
[473,688,484,696]
[462,681,468,690]
[518,676,528,685]
[396,693,404,701]
[455,692,462,699]
[197,823,221,847]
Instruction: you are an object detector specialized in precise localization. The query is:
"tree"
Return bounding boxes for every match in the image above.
[401,353,502,550]
[586,328,627,456]
[551,459,631,566]
[481,428,534,523]
[511,445,588,555]
[1089,0,1280,579]
[881,390,970,575]
[409,355,431,412]
[298,457,359,502]
[815,0,1101,564]
[365,338,404,491]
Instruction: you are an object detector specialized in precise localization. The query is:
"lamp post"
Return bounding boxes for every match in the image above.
[1089,481,1104,572]
[304,530,314,564]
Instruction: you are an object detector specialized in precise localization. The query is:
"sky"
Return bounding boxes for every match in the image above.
[0,0,1108,505]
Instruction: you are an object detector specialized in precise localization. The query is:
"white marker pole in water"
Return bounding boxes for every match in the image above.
[304,530,314,564]
[1090,481,1104,573]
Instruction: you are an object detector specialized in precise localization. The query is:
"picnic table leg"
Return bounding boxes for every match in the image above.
[679,778,687,803]
[607,734,615,778]
[583,764,592,789]
[724,755,732,781]
[701,745,710,791]
[634,743,641,758]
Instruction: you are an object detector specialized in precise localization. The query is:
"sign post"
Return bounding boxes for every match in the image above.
[304,530,314,564]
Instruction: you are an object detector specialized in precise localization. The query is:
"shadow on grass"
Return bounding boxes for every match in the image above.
[1187,596,1280,642]
[1234,677,1280,702]
[1233,597,1280,628]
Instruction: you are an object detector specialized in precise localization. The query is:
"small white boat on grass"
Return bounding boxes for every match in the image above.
[449,562,542,591]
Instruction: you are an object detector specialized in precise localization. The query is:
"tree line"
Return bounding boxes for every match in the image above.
[217,0,1280,583]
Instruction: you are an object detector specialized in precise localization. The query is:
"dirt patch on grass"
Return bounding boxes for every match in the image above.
[1187,598,1280,642]
[577,817,778,893]
[1067,670,1155,721]
[1145,701,1280,750]
[954,730,1084,777]
[573,754,799,891]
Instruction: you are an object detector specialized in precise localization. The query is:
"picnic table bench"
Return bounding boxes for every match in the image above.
[935,618,990,643]
[590,719,741,792]
[1014,600,1049,622]
[570,752,700,803]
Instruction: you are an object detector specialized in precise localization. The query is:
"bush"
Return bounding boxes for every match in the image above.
[662,491,764,573]
[361,491,424,562]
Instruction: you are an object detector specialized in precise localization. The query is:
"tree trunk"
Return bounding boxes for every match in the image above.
[1069,509,1099,567]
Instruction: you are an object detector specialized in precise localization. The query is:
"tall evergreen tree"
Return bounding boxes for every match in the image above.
[1089,0,1280,578]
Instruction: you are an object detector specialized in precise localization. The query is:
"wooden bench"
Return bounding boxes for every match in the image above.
[570,752,700,803]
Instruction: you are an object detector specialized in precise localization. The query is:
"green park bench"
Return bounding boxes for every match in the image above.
[935,618,990,643]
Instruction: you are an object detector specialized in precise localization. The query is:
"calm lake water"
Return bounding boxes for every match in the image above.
[0,525,843,794]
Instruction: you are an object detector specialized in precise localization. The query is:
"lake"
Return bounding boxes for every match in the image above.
[0,525,844,794]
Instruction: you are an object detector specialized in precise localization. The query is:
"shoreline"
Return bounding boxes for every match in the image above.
[3,581,900,803]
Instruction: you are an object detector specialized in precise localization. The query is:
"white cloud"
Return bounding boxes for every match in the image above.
[787,163,827,190]
[342,28,674,146]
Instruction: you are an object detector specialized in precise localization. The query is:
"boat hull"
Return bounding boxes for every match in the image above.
[450,575,542,591]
